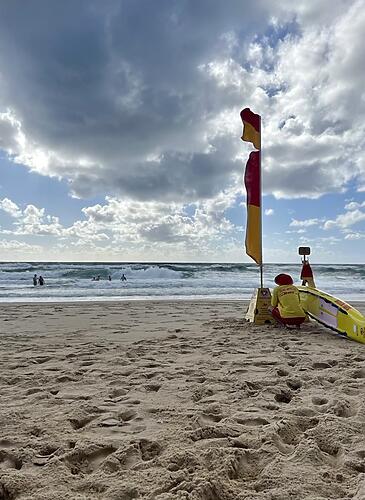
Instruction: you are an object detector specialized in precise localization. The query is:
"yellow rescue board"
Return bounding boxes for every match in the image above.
[298,286,365,344]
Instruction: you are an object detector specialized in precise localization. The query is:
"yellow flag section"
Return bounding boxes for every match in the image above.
[299,287,365,344]
[244,151,262,265]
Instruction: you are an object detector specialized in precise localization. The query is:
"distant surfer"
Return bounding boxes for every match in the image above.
[108,275,112,281]
[33,274,37,286]
[270,274,306,328]
[38,276,44,286]
[121,274,127,281]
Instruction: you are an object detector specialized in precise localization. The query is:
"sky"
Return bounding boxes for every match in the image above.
[0,0,364,263]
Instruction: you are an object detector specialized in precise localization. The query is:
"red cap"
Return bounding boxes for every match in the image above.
[274,274,293,285]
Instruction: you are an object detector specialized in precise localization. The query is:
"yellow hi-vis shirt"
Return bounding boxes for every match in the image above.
[271,285,306,318]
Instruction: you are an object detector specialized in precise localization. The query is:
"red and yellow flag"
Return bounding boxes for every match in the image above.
[240,108,261,150]
[244,150,262,264]
[300,261,315,287]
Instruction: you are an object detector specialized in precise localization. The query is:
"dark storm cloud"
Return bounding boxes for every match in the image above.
[71,151,242,201]
[264,160,351,199]
[0,0,270,201]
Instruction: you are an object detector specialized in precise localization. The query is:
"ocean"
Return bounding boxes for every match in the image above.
[0,262,364,303]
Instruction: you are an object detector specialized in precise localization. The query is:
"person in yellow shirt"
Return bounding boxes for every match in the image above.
[270,273,306,328]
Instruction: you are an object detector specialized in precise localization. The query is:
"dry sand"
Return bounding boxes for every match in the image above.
[0,300,365,500]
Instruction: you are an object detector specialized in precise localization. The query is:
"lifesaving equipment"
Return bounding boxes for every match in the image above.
[298,286,365,344]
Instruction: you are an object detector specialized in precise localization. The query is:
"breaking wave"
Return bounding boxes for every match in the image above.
[0,261,364,302]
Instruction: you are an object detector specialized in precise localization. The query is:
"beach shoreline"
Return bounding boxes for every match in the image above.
[0,300,364,499]
[1,297,365,305]
[2,261,364,304]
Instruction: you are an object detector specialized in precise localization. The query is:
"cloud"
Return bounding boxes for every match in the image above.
[290,218,320,227]
[79,191,237,245]
[0,239,42,259]
[0,0,363,204]
[0,199,66,237]
[264,208,274,216]
[344,232,365,240]
[344,201,365,211]
[0,0,270,202]
[0,197,22,218]
[285,228,306,234]
[14,205,64,237]
[324,209,365,230]
[1,190,239,253]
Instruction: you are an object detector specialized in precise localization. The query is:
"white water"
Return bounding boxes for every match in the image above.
[0,262,364,302]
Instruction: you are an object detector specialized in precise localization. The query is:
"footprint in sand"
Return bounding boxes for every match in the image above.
[353,356,364,363]
[286,378,302,390]
[226,450,263,481]
[0,440,17,450]
[63,445,117,474]
[189,424,241,442]
[0,450,22,470]
[312,396,328,406]
[343,453,365,473]
[144,383,162,393]
[68,406,103,429]
[312,362,332,370]
[110,444,141,470]
[141,371,160,380]
[195,413,223,427]
[32,445,60,466]
[108,388,129,398]
[192,386,215,402]
[0,483,12,500]
[167,450,200,472]
[352,368,365,379]
[330,399,357,418]
[136,438,163,461]
[274,389,293,404]
[119,409,138,422]
[233,415,270,427]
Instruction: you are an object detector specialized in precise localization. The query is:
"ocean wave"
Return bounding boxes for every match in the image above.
[0,261,364,302]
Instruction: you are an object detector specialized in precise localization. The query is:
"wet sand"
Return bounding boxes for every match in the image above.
[0,300,364,499]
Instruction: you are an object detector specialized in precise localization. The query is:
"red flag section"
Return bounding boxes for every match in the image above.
[301,261,315,287]
[244,151,261,264]
[300,262,313,280]
[240,108,261,150]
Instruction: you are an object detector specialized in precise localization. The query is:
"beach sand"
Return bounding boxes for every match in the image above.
[0,300,364,499]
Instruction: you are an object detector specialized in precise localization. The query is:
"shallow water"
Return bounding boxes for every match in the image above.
[0,261,364,302]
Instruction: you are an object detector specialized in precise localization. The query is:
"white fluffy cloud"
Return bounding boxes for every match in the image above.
[0,239,42,260]
[8,205,64,237]
[79,191,237,246]
[344,232,365,240]
[324,209,365,230]
[1,191,239,254]
[290,218,321,227]
[345,201,365,211]
[0,197,22,218]
[324,200,365,231]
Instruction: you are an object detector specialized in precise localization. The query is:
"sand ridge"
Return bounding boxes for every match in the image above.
[0,300,364,499]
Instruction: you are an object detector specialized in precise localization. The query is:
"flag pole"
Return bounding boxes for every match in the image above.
[259,115,263,289]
